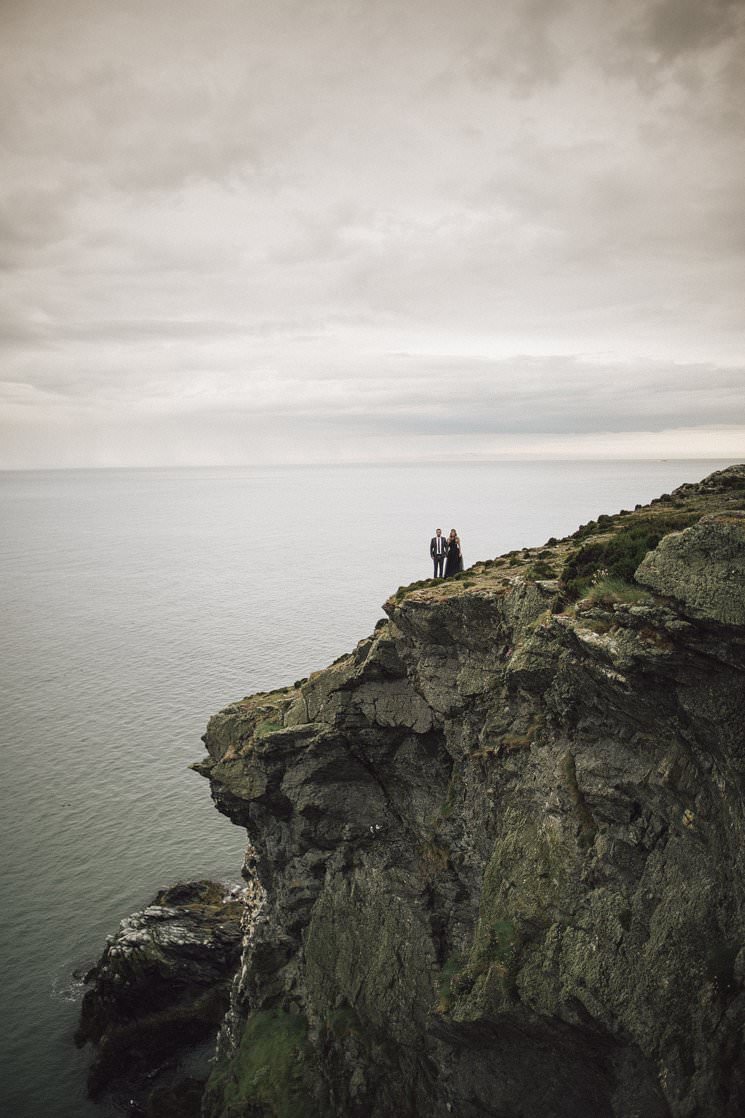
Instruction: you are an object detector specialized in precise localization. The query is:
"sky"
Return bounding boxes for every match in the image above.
[1,0,744,467]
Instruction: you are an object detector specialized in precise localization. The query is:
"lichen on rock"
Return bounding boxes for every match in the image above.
[635,512,745,625]
[195,465,745,1118]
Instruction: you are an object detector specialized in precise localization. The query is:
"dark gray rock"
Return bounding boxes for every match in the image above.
[196,465,745,1118]
[75,880,243,1101]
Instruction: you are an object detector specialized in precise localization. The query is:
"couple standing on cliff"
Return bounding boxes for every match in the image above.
[430,528,463,578]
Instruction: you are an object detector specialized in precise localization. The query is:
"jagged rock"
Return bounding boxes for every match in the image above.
[636,513,745,625]
[75,880,243,1101]
[196,466,745,1118]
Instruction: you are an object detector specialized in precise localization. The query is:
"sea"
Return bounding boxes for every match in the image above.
[0,459,738,1117]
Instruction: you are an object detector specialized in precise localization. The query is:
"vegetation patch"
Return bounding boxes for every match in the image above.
[579,577,652,609]
[570,519,597,541]
[561,511,699,599]
[461,848,520,993]
[391,576,439,602]
[711,473,745,491]
[438,768,463,819]
[527,559,556,579]
[435,953,464,1014]
[472,916,517,971]
[255,718,282,737]
[215,1008,314,1118]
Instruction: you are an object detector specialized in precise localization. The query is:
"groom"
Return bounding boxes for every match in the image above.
[430,528,446,578]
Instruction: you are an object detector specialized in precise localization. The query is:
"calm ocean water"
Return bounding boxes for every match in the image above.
[0,459,737,1117]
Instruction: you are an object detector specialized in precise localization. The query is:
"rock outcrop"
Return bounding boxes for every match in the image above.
[76,880,243,1107]
[636,512,745,625]
[196,465,745,1118]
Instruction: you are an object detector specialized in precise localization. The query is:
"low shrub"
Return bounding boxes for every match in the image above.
[562,512,699,599]
[528,560,556,579]
[581,577,650,608]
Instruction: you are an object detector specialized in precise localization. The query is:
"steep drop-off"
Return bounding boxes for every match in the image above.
[196,465,745,1118]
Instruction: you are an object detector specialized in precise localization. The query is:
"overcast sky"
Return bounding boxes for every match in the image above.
[1,0,744,467]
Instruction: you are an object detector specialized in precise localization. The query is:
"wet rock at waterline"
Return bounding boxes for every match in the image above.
[75,880,243,1108]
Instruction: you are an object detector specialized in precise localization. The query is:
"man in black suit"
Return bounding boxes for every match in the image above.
[430,528,446,578]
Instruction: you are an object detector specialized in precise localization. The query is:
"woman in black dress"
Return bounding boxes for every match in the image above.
[444,528,463,577]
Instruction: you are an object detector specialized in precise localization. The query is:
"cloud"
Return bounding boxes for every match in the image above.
[639,0,742,60]
[0,0,743,467]
[2,353,741,445]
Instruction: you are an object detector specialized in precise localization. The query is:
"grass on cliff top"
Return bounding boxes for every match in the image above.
[389,568,484,604]
[385,468,745,608]
[560,510,700,600]
[387,509,703,608]
[390,575,439,602]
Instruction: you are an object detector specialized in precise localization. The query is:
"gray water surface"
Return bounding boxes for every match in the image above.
[0,460,735,1116]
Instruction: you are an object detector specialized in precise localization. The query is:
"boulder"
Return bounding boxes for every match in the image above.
[636,513,745,625]
[75,880,243,1102]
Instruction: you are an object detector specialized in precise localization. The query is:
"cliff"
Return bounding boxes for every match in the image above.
[195,464,745,1118]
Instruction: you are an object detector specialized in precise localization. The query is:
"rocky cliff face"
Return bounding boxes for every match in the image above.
[196,465,745,1118]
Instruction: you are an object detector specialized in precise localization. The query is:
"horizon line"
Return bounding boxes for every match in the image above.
[0,455,741,474]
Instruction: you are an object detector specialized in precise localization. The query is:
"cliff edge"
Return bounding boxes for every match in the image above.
[195,464,745,1118]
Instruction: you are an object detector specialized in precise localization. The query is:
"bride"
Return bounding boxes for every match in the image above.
[444,528,463,577]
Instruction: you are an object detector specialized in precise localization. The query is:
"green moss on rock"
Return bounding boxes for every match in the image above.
[206,1009,315,1118]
